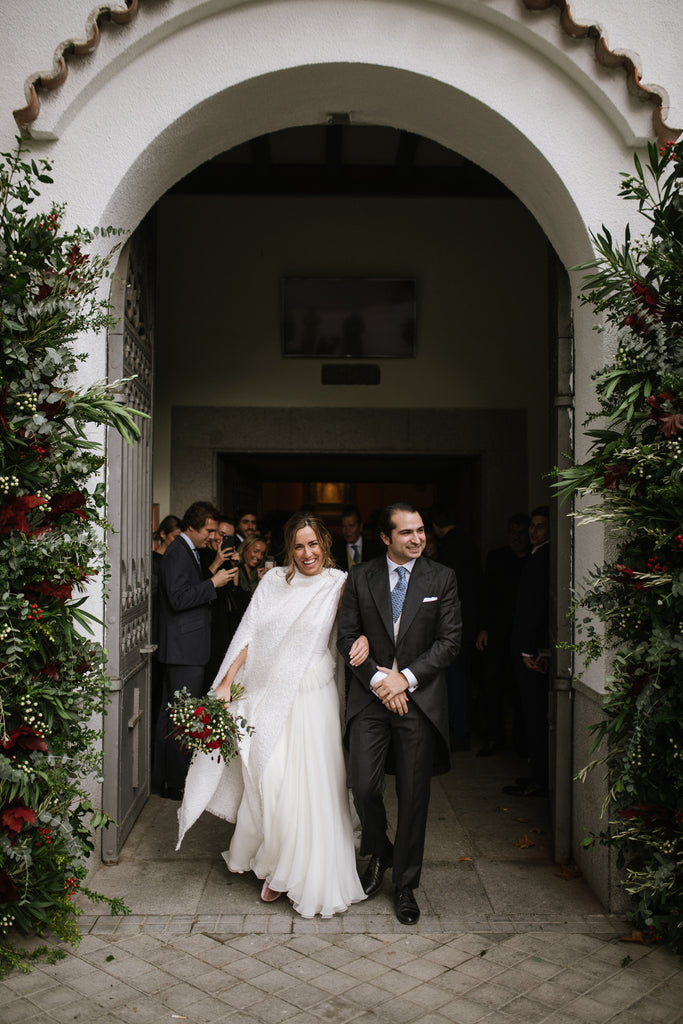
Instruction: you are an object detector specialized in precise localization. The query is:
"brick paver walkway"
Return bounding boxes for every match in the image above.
[3,750,683,1022]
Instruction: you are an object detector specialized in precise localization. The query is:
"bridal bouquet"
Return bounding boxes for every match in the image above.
[168,683,253,764]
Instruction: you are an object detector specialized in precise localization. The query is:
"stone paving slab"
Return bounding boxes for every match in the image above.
[3,924,683,1024]
[4,749,683,1021]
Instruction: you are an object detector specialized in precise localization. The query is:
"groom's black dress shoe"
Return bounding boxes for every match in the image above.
[394,886,420,925]
[161,785,184,801]
[361,855,392,897]
[502,781,548,798]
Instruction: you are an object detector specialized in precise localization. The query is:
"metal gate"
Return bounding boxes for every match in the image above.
[102,228,154,862]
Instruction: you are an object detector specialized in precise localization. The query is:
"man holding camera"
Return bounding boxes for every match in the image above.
[200,515,242,691]
[155,502,236,798]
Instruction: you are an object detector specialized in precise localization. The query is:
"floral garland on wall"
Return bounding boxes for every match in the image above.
[558,141,683,952]
[0,144,141,974]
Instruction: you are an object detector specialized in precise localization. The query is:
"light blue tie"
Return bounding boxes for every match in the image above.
[391,566,408,622]
[351,544,360,564]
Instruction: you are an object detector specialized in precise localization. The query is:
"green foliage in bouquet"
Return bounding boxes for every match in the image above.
[557,140,683,952]
[0,141,142,973]
[169,683,254,764]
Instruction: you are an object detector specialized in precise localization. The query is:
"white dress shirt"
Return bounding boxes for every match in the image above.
[180,532,201,563]
[370,555,419,694]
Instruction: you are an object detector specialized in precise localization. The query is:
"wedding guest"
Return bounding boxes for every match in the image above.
[237,534,268,600]
[234,508,258,544]
[200,515,241,692]
[430,504,483,751]
[503,506,551,797]
[332,505,383,570]
[475,513,530,756]
[155,502,234,798]
[151,514,181,773]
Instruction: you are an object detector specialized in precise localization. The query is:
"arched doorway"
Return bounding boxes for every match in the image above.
[18,0,669,899]
[98,113,574,862]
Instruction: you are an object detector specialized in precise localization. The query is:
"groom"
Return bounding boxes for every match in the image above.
[338,502,461,924]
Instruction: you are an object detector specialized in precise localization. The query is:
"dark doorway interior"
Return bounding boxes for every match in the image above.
[218,452,482,543]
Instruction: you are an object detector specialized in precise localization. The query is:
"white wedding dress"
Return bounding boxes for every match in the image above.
[177,566,366,919]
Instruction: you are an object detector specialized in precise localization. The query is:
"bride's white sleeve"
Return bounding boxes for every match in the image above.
[206,571,274,691]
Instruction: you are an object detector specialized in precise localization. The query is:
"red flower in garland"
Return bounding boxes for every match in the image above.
[39,660,61,680]
[646,392,674,416]
[624,280,662,335]
[603,462,630,490]
[66,244,88,271]
[35,395,67,419]
[0,870,19,902]
[630,280,659,309]
[0,383,8,431]
[624,665,651,698]
[1,725,48,754]
[646,393,683,436]
[25,580,74,603]
[1,804,37,834]
[0,495,47,535]
[617,804,670,832]
[46,491,87,521]
[659,413,683,437]
[612,563,649,590]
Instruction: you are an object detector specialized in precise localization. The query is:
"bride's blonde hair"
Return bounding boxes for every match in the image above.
[283,513,335,583]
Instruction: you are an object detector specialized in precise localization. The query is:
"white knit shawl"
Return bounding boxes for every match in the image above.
[176,565,346,849]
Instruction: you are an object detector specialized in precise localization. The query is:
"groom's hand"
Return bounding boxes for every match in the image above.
[374,668,409,715]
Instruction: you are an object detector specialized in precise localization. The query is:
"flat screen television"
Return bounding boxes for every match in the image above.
[281,277,416,358]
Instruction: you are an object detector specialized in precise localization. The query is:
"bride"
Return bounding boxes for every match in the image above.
[177,512,368,918]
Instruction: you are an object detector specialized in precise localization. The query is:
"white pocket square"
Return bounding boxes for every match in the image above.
[422,596,438,602]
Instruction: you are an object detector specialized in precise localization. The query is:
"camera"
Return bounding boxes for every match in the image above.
[221,537,235,553]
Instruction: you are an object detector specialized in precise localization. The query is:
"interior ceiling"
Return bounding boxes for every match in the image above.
[169,124,512,197]
[219,452,477,483]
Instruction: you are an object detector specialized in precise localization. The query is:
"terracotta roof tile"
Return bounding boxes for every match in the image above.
[523,0,680,143]
[13,0,140,130]
[12,0,681,144]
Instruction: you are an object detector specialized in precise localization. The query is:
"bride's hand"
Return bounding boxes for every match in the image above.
[215,675,233,702]
[215,648,247,701]
[349,635,369,666]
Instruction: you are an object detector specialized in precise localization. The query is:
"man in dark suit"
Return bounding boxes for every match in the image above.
[475,513,530,756]
[337,502,461,925]
[430,505,483,751]
[154,501,234,798]
[332,505,383,570]
[503,506,550,798]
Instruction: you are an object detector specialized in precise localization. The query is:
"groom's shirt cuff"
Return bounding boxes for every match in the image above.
[370,669,418,693]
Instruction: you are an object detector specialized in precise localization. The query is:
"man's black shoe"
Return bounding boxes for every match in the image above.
[361,855,391,897]
[394,886,420,925]
[449,732,470,752]
[161,785,184,800]
[476,741,498,757]
[502,781,548,798]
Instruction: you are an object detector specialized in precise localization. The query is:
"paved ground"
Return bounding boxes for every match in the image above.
[3,748,683,1023]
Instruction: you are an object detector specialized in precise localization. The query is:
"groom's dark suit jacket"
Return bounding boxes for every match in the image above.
[338,555,461,775]
[157,535,217,666]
